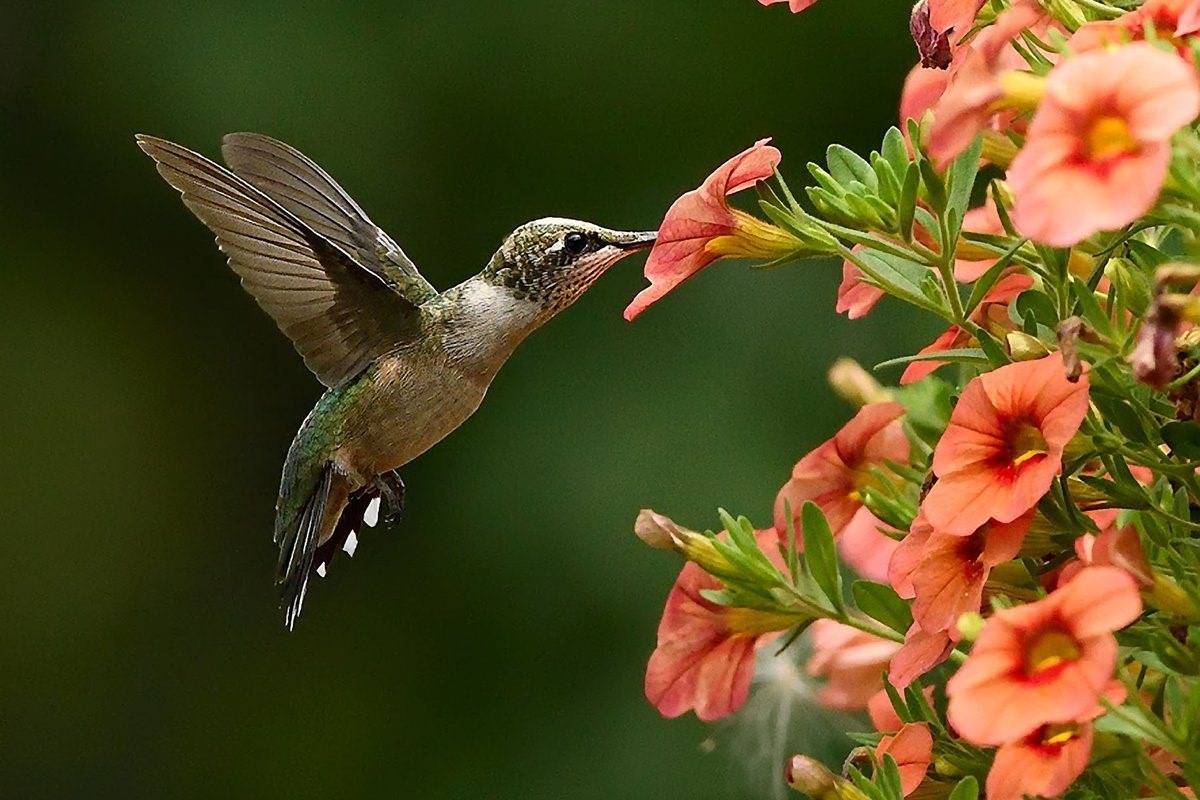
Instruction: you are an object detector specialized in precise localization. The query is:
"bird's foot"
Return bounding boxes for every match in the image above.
[373,470,406,524]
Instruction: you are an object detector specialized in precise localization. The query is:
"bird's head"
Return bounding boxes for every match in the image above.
[482,217,656,313]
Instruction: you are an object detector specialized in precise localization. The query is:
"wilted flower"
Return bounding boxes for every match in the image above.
[625,140,799,320]
[645,529,792,721]
[875,722,934,797]
[1009,43,1200,247]
[911,0,954,69]
[1132,294,1183,389]
[946,566,1141,745]
[807,620,901,711]
[921,354,1090,536]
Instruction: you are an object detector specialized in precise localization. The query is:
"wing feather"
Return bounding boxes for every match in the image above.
[137,134,424,388]
[220,132,438,305]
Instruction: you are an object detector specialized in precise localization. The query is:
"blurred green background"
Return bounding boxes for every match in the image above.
[1,1,934,797]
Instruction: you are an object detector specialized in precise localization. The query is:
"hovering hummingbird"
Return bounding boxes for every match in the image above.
[137,133,655,628]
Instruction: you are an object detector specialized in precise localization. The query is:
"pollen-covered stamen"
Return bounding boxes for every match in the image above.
[1024,628,1081,674]
[1087,115,1139,161]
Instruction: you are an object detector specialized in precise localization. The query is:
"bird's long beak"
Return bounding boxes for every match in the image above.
[608,230,658,251]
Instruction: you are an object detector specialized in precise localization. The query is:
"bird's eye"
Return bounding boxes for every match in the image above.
[563,232,588,256]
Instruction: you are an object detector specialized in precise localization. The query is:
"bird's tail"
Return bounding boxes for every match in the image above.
[275,463,347,630]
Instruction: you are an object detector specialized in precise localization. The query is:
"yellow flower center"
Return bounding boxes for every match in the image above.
[1041,723,1079,746]
[1025,629,1081,674]
[1010,423,1049,467]
[1087,116,1138,161]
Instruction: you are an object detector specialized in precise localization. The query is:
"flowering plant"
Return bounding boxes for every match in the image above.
[628,1,1200,798]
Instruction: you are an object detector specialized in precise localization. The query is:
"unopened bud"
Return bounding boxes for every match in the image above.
[1006,331,1050,361]
[956,612,985,641]
[1145,574,1200,622]
[673,528,738,580]
[980,130,1018,170]
[828,358,891,407]
[997,70,1046,112]
[786,756,870,800]
[634,509,689,551]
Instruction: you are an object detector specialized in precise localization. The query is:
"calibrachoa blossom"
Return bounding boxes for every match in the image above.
[946,566,1141,744]
[806,620,900,711]
[890,510,1032,635]
[624,139,799,320]
[921,354,1090,536]
[1009,43,1200,247]
[636,3,1200,797]
[926,0,1048,169]
[644,528,791,722]
[987,721,1097,800]
[775,402,909,578]
[875,722,934,797]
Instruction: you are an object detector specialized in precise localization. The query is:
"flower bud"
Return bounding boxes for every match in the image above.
[1006,331,1050,361]
[828,358,891,407]
[634,509,689,551]
[786,756,870,800]
[956,612,985,641]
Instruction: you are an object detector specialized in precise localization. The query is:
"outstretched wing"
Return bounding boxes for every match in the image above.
[220,132,438,307]
[137,134,424,388]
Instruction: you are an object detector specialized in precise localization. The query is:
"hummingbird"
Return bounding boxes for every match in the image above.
[136,133,655,628]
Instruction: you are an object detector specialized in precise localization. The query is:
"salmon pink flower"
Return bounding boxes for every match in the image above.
[890,511,1032,635]
[986,721,1095,800]
[954,197,1006,281]
[625,139,799,320]
[900,271,1033,385]
[775,402,909,579]
[1070,0,1200,55]
[921,354,1090,536]
[876,722,934,797]
[758,0,819,12]
[645,528,792,721]
[807,620,901,711]
[1009,44,1200,247]
[929,0,986,43]
[836,247,886,320]
[1059,525,1154,589]
[946,566,1142,744]
[900,65,952,127]
[927,0,1049,169]
[890,622,956,689]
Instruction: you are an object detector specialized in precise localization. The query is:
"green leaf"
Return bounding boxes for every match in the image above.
[876,755,904,800]
[973,327,1010,368]
[1162,421,1200,459]
[1071,276,1115,340]
[946,135,984,225]
[962,238,1025,316]
[947,776,980,800]
[919,158,946,214]
[854,248,943,314]
[899,164,919,242]
[1013,289,1060,331]
[875,348,988,372]
[1093,393,1152,445]
[882,126,910,177]
[801,501,844,613]
[828,144,878,193]
[872,155,901,206]
[852,581,913,634]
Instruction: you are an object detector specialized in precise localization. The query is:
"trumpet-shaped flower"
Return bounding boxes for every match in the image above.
[1070,0,1200,54]
[921,354,1089,535]
[876,723,934,797]
[807,620,901,711]
[890,622,956,689]
[775,402,908,581]
[645,528,791,721]
[1009,44,1200,247]
[625,139,798,320]
[889,511,1032,635]
[986,721,1095,800]
[927,0,1048,169]
[946,566,1142,744]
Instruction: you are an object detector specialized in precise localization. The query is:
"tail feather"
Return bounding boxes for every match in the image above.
[278,467,332,630]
